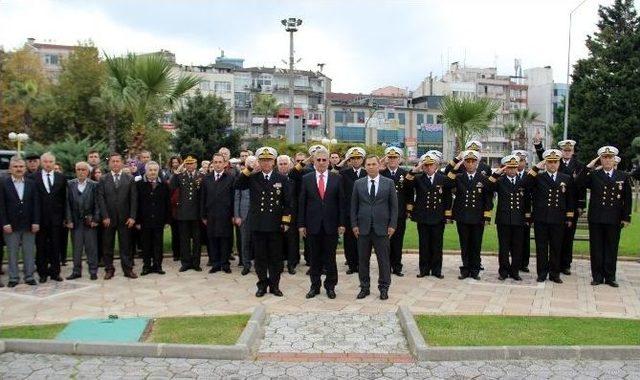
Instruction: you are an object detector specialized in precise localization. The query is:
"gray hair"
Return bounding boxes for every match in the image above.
[40,152,56,162]
[75,161,91,171]
[145,161,160,171]
[10,155,25,166]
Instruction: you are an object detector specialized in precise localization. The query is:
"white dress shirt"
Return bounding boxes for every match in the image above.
[12,176,25,200]
[77,179,87,193]
[41,170,54,193]
[367,175,380,196]
[316,170,328,192]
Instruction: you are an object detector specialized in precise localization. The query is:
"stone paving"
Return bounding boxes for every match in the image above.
[1,353,639,379]
[1,255,640,326]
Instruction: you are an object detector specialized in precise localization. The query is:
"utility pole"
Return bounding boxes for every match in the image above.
[563,0,588,140]
[281,17,302,143]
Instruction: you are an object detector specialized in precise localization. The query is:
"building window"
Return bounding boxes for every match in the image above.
[387,113,395,119]
[397,113,406,125]
[200,80,211,91]
[44,54,59,65]
[426,114,434,124]
[356,111,365,123]
[417,113,424,125]
[335,111,344,123]
[214,81,231,94]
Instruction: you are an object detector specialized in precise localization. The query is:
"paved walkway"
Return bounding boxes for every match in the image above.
[1,353,639,379]
[1,255,639,326]
[258,312,411,362]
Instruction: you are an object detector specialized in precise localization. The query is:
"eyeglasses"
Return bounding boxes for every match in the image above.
[316,158,328,162]
[295,159,304,163]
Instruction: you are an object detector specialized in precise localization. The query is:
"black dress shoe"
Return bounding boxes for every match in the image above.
[356,289,370,299]
[591,280,603,286]
[605,280,619,288]
[193,266,203,272]
[458,274,468,280]
[561,269,571,275]
[287,266,296,275]
[39,276,47,284]
[255,288,267,297]
[223,267,232,274]
[326,289,336,299]
[155,269,166,275]
[537,276,546,282]
[511,275,523,281]
[25,279,38,286]
[124,271,138,279]
[179,266,190,272]
[306,288,320,299]
[8,281,18,288]
[209,267,220,274]
[270,288,283,297]
[305,269,311,275]
[346,269,357,275]
[51,276,63,282]
[380,290,389,300]
[0,281,4,288]
[498,275,507,281]
[172,257,180,261]
[470,275,481,281]
[66,273,81,280]
[520,267,530,273]
[206,261,213,267]
[550,277,563,284]
[241,267,251,276]
[141,269,152,276]
[416,272,427,278]
[480,265,485,271]
[90,274,98,280]
[433,274,444,279]
[393,271,404,277]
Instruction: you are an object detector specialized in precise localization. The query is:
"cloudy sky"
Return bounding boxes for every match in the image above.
[0,0,627,93]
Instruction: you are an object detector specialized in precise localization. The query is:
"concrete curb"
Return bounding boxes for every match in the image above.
[0,306,267,360]
[398,306,640,361]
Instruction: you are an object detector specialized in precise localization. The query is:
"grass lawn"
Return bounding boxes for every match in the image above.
[0,315,250,345]
[146,314,250,345]
[416,315,640,346]
[0,323,66,340]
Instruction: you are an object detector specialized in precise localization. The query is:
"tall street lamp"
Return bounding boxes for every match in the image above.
[8,132,30,157]
[563,0,589,140]
[281,17,302,143]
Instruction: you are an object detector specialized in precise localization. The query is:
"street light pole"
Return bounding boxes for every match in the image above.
[563,0,588,140]
[281,17,302,143]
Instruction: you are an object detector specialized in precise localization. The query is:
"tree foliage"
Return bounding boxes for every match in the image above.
[439,95,500,151]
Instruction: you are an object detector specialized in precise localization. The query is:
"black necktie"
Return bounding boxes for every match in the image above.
[264,174,269,181]
[114,174,120,189]
[215,173,220,181]
[369,179,376,200]
[511,177,515,185]
[428,176,433,185]
[46,173,53,193]
[468,175,473,184]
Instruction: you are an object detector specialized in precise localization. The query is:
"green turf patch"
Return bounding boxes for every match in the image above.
[0,323,66,340]
[146,314,250,345]
[416,315,640,346]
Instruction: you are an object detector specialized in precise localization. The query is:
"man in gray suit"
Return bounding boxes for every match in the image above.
[97,152,138,279]
[351,155,398,300]
[65,161,100,280]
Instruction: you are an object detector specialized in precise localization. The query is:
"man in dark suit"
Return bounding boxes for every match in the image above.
[534,136,586,275]
[135,161,170,275]
[32,152,67,283]
[521,149,575,283]
[170,155,204,272]
[486,155,527,281]
[0,156,40,287]
[98,152,138,279]
[201,153,235,274]
[576,146,632,287]
[65,161,100,280]
[380,147,408,277]
[351,155,398,300]
[235,146,292,297]
[340,147,367,274]
[444,150,493,280]
[298,148,345,299]
[404,153,453,278]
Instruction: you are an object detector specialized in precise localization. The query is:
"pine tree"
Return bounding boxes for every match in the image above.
[569,0,640,168]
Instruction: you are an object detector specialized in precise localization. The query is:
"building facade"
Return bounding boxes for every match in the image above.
[24,38,76,81]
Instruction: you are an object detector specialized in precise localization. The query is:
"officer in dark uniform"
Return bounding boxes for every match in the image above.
[235,146,292,297]
[405,153,452,278]
[380,146,408,276]
[534,138,586,275]
[486,155,526,281]
[340,147,367,274]
[512,150,533,273]
[576,146,632,287]
[464,141,492,176]
[445,150,493,280]
[170,155,204,272]
[521,149,575,283]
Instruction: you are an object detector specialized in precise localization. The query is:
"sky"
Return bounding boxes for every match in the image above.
[0,0,630,93]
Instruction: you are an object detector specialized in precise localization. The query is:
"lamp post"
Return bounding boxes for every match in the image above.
[563,0,588,140]
[8,132,29,157]
[281,17,302,144]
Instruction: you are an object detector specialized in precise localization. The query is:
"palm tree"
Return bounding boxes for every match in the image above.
[104,53,200,153]
[252,94,280,137]
[439,95,500,152]
[512,108,539,149]
[5,79,42,136]
[90,80,125,152]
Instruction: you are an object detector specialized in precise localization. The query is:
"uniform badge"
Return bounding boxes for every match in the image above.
[273,182,282,195]
[437,185,443,194]
[616,181,624,190]
[560,182,566,193]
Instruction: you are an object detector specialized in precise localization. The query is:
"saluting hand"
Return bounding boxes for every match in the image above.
[338,226,345,235]
[536,161,546,170]
[587,157,600,169]
[299,227,306,238]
